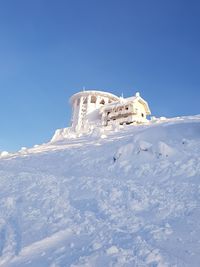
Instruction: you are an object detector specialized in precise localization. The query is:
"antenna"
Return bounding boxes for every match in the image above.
[82,86,86,91]
[121,92,124,98]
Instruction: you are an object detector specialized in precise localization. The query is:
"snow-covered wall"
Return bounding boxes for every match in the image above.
[70,90,119,131]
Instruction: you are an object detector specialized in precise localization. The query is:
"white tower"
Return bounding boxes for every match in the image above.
[70,90,119,131]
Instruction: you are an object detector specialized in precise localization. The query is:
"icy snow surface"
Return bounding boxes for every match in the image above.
[0,115,200,267]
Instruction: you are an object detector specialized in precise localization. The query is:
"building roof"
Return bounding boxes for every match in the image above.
[70,90,119,104]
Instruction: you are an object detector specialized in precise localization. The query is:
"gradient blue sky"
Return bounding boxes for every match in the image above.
[0,0,199,151]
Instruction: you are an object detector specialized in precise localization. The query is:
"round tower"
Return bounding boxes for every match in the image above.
[70,90,119,131]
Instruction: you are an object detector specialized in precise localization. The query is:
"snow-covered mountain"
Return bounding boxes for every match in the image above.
[0,115,200,267]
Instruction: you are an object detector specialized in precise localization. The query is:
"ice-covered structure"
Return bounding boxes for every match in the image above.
[52,90,151,141]
[70,90,151,131]
[70,90,119,131]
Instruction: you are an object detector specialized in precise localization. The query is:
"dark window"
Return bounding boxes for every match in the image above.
[100,99,105,105]
[91,96,96,103]
[141,113,144,117]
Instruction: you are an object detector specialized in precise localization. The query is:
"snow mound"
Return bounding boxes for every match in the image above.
[0,115,200,267]
[0,151,9,157]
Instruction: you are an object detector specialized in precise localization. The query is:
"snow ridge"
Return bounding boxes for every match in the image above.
[0,115,200,267]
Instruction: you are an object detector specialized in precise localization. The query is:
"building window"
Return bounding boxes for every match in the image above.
[125,106,129,110]
[83,98,87,104]
[100,99,105,105]
[141,113,144,117]
[91,96,96,103]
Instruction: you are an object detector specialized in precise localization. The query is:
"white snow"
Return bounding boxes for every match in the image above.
[106,246,119,255]
[0,115,200,266]
[0,151,9,157]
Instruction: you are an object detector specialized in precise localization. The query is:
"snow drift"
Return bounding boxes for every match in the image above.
[0,115,200,267]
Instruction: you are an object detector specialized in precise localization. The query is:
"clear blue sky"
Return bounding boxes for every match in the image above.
[0,0,199,151]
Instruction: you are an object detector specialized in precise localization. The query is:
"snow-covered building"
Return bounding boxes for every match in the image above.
[70,90,119,131]
[100,92,151,126]
[70,90,151,131]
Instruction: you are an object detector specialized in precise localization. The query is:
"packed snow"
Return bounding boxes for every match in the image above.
[0,115,200,267]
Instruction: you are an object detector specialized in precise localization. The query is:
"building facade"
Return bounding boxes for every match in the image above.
[70,90,151,131]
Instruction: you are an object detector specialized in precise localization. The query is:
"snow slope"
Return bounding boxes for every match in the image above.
[0,115,200,267]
